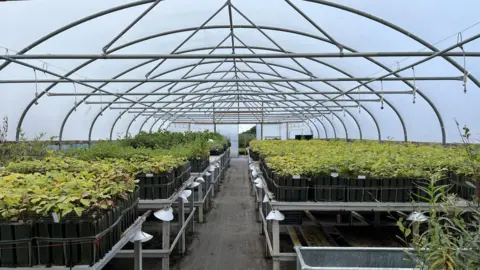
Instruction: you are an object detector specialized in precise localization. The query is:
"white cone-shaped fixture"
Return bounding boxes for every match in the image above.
[129,231,153,243]
[134,179,140,184]
[196,177,205,183]
[208,165,215,172]
[154,207,174,221]
[255,182,264,188]
[252,170,258,178]
[205,172,211,177]
[407,211,427,222]
[266,210,285,221]
[189,181,200,188]
[330,172,339,178]
[179,190,192,203]
[254,177,262,184]
[263,194,269,203]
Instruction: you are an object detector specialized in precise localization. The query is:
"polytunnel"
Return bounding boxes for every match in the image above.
[1,1,480,270]
[0,0,479,144]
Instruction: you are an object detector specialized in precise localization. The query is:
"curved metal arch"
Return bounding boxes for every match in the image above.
[105,23,407,141]
[178,60,381,137]
[24,24,378,141]
[307,0,480,89]
[100,58,348,142]
[6,3,459,143]
[105,23,448,142]
[128,83,336,139]
[143,82,338,140]
[305,0,480,143]
[147,99,336,140]
[0,0,156,140]
[97,23,451,143]
[127,72,348,141]
[0,0,154,73]
[57,25,382,141]
[141,91,342,142]
[74,25,406,142]
[128,59,363,142]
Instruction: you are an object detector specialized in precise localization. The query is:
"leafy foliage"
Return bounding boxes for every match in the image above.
[396,173,480,269]
[0,169,134,221]
[250,140,475,179]
[0,131,228,221]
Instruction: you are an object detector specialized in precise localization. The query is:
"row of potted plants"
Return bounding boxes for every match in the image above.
[0,131,229,267]
[250,140,478,202]
[0,167,138,267]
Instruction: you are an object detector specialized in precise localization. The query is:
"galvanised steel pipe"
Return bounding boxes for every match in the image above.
[47,90,413,96]
[173,121,304,124]
[86,99,380,104]
[128,109,343,113]
[110,105,359,109]
[2,77,461,84]
[5,52,480,59]
[143,113,332,117]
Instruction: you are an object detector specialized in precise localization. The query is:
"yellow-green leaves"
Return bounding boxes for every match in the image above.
[0,169,134,221]
[251,140,473,179]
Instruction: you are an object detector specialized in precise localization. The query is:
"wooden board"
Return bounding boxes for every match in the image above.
[286,226,302,247]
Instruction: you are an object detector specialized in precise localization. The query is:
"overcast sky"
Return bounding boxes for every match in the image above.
[0,0,479,142]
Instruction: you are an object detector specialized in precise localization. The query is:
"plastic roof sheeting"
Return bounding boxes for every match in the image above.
[0,0,479,143]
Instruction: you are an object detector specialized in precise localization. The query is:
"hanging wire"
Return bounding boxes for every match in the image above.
[42,62,48,78]
[412,67,417,104]
[73,82,78,111]
[33,69,39,105]
[380,79,384,110]
[358,86,361,114]
[99,91,104,116]
[457,32,469,94]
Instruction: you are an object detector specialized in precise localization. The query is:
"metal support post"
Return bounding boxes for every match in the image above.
[272,220,280,270]
[208,177,213,206]
[205,182,210,212]
[189,195,195,233]
[177,197,185,256]
[256,188,262,223]
[162,220,170,270]
[198,182,204,223]
[211,173,215,197]
[134,240,142,270]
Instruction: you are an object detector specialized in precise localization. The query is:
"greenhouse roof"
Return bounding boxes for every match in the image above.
[0,0,479,143]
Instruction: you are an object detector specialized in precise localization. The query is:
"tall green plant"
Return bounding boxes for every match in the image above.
[455,120,480,199]
[396,173,480,269]
[397,125,480,269]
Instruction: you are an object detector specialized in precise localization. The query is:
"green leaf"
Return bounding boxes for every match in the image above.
[80,199,90,206]
[74,207,84,217]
